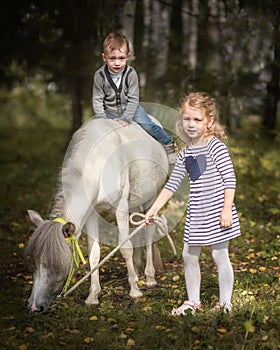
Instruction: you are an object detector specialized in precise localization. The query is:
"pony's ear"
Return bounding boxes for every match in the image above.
[28,210,44,227]
[62,222,76,238]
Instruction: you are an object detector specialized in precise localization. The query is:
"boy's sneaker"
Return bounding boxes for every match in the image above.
[164,142,177,164]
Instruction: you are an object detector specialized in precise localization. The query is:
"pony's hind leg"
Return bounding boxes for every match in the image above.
[144,243,157,287]
[85,212,101,305]
[117,198,143,299]
[143,225,158,287]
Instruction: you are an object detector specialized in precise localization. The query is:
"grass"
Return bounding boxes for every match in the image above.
[0,86,279,349]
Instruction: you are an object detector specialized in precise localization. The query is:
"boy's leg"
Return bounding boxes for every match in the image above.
[133,105,177,164]
[133,105,173,145]
[212,241,234,307]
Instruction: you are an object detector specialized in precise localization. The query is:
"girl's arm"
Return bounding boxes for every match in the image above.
[209,139,237,228]
[145,188,174,225]
[220,188,235,228]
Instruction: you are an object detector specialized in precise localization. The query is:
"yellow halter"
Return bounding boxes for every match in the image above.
[53,218,87,294]
[53,217,67,225]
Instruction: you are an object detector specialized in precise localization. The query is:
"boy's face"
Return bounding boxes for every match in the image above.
[102,44,130,73]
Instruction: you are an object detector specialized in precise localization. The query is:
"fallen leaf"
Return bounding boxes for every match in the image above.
[138,280,145,287]
[217,328,227,334]
[262,315,269,324]
[125,328,134,333]
[84,337,94,343]
[154,325,166,330]
[64,328,80,334]
[191,327,200,334]
[90,315,98,321]
[127,338,135,346]
[25,326,34,333]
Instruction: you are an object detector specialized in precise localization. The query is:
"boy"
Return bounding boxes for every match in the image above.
[92,32,176,164]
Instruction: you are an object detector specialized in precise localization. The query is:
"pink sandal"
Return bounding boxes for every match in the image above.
[212,301,232,313]
[171,300,201,316]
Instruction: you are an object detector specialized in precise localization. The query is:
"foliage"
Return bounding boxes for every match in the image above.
[0,90,280,350]
[1,0,278,131]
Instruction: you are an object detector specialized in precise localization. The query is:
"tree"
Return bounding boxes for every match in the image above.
[0,0,120,132]
[262,1,280,132]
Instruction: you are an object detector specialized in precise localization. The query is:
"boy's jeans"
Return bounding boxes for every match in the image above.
[105,105,173,146]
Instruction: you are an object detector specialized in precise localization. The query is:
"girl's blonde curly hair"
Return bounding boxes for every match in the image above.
[176,92,227,147]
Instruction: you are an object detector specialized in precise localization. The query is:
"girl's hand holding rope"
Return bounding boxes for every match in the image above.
[144,211,158,226]
[130,212,157,226]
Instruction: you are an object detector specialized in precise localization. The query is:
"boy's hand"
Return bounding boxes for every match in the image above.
[116,119,129,127]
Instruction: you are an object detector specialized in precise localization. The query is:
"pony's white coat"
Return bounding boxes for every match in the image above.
[27,118,169,310]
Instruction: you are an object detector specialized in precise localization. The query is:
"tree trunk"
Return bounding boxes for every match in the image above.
[121,0,137,60]
[139,0,151,94]
[150,0,172,80]
[262,17,280,131]
[181,0,199,90]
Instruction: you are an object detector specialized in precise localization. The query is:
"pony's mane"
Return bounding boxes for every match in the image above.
[25,221,72,275]
[50,126,88,219]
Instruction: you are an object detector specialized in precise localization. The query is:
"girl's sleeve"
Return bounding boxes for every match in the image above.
[209,139,236,189]
[164,151,187,193]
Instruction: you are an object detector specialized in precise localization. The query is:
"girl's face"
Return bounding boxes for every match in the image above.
[102,44,129,73]
[182,102,214,145]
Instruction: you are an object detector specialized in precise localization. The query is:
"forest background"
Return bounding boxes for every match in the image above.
[0,1,279,349]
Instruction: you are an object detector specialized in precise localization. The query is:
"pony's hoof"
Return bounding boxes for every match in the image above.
[130,290,143,299]
[146,280,158,288]
[85,296,99,306]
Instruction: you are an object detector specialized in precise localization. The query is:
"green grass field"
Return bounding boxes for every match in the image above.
[0,86,279,349]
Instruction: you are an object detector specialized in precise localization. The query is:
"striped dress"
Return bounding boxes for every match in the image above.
[165,137,241,246]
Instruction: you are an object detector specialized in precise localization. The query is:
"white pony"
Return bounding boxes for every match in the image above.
[25,118,169,312]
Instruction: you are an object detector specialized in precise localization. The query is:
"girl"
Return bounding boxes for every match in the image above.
[145,92,241,315]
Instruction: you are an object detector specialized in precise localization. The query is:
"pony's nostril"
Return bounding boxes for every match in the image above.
[33,306,44,313]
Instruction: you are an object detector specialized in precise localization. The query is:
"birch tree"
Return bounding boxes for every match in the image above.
[121,0,137,60]
[182,0,199,72]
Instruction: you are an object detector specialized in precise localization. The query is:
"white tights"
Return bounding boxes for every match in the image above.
[182,241,234,305]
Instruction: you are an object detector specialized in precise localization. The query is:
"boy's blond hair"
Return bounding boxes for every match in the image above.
[103,32,130,56]
[176,92,227,146]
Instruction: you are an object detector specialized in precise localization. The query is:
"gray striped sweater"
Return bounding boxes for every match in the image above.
[92,64,139,123]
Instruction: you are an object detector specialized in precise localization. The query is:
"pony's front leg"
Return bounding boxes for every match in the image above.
[117,198,143,299]
[85,213,101,305]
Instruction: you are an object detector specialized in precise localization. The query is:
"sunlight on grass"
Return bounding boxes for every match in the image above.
[0,86,279,350]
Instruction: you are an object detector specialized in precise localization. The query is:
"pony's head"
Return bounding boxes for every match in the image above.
[25,210,75,312]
